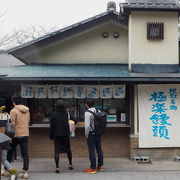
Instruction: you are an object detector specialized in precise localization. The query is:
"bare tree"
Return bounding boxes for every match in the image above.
[0,25,58,50]
[0,0,58,50]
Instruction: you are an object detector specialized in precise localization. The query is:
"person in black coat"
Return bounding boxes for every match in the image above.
[49,100,73,173]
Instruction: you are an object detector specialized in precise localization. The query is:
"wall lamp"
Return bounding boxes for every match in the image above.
[113,32,119,38]
[102,32,109,38]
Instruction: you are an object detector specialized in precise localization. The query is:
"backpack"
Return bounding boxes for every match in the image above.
[87,109,108,136]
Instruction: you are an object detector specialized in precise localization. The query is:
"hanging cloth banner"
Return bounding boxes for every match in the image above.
[21,84,34,98]
[113,85,125,98]
[73,85,86,98]
[61,85,73,98]
[100,85,112,99]
[138,84,180,148]
[48,85,61,99]
[34,85,48,98]
[21,84,126,99]
[86,85,99,99]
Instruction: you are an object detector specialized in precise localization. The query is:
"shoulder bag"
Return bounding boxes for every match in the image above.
[5,116,15,138]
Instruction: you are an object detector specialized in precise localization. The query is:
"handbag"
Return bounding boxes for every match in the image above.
[5,117,15,138]
[67,112,75,137]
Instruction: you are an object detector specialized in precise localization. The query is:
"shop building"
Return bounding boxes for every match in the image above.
[0,0,180,159]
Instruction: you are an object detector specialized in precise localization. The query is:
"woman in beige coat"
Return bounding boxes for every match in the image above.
[7,94,30,179]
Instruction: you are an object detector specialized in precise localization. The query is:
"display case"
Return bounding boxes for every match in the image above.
[28,97,128,126]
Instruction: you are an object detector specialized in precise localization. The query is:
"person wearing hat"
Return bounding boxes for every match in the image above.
[0,97,17,176]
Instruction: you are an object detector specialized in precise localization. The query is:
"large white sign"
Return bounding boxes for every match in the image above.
[138,84,180,148]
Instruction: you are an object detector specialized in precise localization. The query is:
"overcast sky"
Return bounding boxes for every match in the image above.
[0,0,124,36]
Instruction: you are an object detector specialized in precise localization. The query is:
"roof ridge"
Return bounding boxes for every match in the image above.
[8,11,118,53]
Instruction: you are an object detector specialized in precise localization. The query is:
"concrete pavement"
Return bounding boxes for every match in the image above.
[2,157,180,179]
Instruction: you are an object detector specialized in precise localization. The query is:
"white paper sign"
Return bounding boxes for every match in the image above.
[74,85,86,98]
[34,85,48,98]
[113,85,125,98]
[21,84,34,98]
[86,86,99,99]
[138,84,180,148]
[100,86,112,99]
[48,85,61,99]
[121,113,126,122]
[61,85,73,98]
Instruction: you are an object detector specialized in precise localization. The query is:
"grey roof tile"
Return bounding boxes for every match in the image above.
[0,51,24,67]
[122,2,180,9]
[0,64,129,79]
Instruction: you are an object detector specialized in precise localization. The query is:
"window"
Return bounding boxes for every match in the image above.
[147,22,164,40]
[28,98,128,124]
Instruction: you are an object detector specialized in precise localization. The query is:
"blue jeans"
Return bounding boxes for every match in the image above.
[2,150,12,170]
[87,132,103,170]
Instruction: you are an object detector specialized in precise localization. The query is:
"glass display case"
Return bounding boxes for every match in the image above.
[28,98,128,125]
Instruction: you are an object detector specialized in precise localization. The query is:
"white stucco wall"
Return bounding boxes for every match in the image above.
[23,23,128,64]
[129,11,179,68]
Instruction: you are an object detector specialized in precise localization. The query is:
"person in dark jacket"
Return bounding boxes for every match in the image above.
[49,100,73,173]
[0,97,17,176]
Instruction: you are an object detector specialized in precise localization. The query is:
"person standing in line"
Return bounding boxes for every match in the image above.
[49,99,74,173]
[83,99,104,174]
[7,94,30,179]
[0,97,17,176]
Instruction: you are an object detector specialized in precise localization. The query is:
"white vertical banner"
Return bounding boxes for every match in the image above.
[100,85,112,99]
[34,85,48,98]
[74,85,86,98]
[86,85,99,99]
[21,84,34,98]
[113,85,125,98]
[48,85,61,99]
[138,84,180,148]
[61,85,73,98]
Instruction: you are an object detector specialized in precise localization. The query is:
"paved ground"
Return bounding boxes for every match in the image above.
[2,157,180,179]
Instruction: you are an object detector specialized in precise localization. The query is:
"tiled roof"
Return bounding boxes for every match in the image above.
[122,2,180,9]
[0,64,129,80]
[0,51,24,67]
[120,0,180,15]
[1,64,180,82]
[8,11,119,55]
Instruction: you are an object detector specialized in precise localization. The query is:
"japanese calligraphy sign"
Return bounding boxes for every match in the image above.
[138,84,180,148]
[100,85,112,99]
[113,85,125,98]
[86,86,99,99]
[21,84,34,98]
[74,85,86,98]
[34,85,48,98]
[21,84,126,99]
[48,85,61,99]
[61,85,73,98]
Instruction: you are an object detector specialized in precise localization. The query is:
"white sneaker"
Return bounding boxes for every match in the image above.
[23,171,29,179]
[19,171,29,179]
